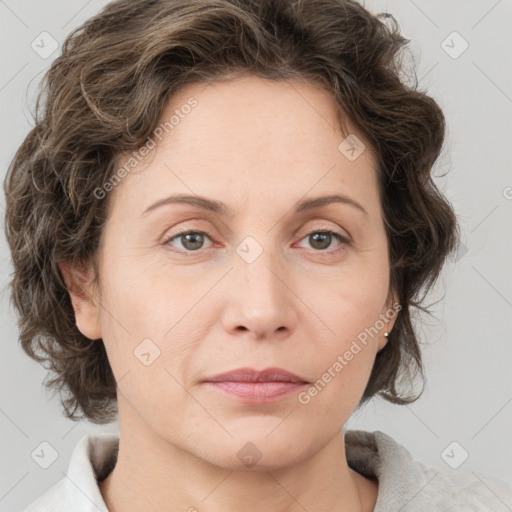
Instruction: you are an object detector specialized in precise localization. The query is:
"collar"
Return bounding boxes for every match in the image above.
[26,429,447,511]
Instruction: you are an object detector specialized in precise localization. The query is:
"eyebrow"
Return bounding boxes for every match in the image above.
[141,193,368,217]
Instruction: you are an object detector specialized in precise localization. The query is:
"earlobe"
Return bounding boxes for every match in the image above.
[378,291,400,351]
[377,331,389,352]
[58,261,102,340]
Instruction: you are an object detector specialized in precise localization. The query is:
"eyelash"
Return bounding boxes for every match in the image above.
[162,228,350,255]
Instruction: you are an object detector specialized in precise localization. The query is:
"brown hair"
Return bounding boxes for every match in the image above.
[3,0,459,423]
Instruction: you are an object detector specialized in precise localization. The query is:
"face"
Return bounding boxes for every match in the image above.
[68,75,398,470]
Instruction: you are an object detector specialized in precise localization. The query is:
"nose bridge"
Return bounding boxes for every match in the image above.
[222,232,296,339]
[236,232,283,306]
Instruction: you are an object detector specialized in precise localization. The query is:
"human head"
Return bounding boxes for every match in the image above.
[4,0,458,428]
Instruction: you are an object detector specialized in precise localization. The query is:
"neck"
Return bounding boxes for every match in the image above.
[99,407,378,512]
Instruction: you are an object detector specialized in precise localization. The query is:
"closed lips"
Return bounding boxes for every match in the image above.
[203,367,309,383]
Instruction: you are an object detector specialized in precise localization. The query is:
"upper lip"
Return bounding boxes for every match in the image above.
[203,367,309,383]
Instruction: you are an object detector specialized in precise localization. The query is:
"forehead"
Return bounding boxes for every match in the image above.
[113,75,380,217]
[159,75,373,165]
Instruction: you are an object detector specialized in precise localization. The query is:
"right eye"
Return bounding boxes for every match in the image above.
[163,230,214,253]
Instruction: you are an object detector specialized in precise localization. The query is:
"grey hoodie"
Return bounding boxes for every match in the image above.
[24,430,512,511]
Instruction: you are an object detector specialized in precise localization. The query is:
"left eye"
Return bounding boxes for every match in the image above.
[163,229,348,253]
[296,230,348,252]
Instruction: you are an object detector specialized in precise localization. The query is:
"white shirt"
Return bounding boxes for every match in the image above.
[23,430,512,511]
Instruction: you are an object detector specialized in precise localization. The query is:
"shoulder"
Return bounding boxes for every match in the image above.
[429,468,512,511]
[22,432,118,512]
[345,429,512,511]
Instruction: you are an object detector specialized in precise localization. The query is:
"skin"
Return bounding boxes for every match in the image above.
[61,75,398,512]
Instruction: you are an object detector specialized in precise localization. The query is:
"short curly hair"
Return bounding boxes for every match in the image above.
[4,0,459,424]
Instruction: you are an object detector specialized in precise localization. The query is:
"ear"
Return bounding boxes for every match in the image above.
[58,261,102,340]
[377,288,401,351]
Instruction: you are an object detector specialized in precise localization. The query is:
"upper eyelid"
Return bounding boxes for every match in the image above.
[165,225,348,238]
[164,216,350,236]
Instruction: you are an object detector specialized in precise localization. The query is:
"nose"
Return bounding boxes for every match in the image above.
[220,242,298,342]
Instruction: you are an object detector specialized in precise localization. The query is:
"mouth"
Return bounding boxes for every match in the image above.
[202,367,310,403]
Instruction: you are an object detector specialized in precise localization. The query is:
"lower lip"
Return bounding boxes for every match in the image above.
[203,381,308,403]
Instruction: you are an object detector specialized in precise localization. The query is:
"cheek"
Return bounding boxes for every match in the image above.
[98,246,207,337]
[96,252,206,393]
[112,358,195,439]
[296,306,379,426]
[301,258,389,346]
[294,259,388,399]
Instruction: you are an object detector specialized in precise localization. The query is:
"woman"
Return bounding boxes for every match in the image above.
[4,0,512,510]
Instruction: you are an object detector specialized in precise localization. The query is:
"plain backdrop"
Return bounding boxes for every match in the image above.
[1,1,511,510]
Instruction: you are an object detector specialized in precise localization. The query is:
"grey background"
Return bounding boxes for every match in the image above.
[1,0,511,510]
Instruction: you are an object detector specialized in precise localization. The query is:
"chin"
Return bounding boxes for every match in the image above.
[192,433,317,472]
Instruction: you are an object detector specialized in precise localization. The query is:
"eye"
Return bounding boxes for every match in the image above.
[296,229,349,252]
[163,228,350,255]
[163,230,213,253]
